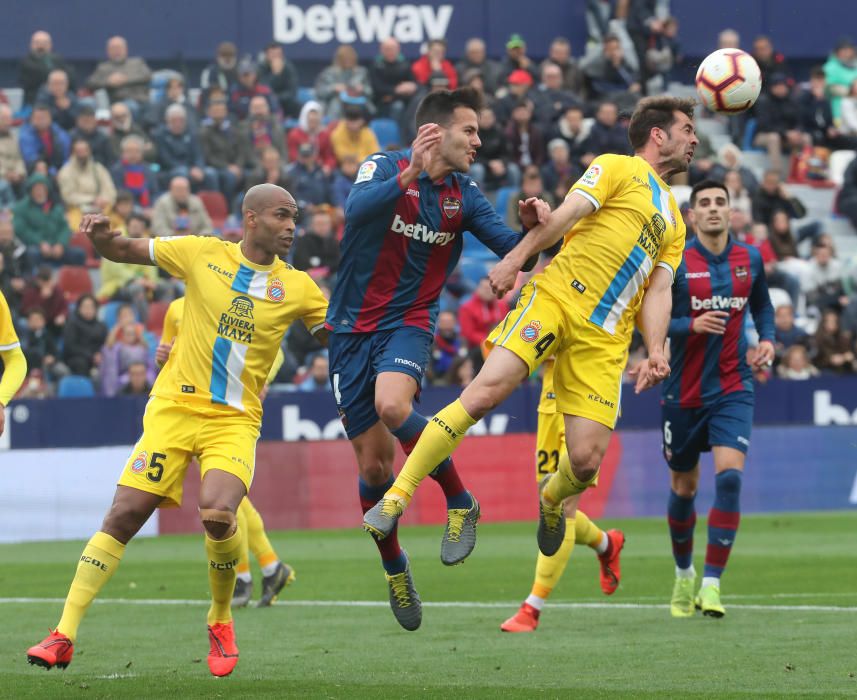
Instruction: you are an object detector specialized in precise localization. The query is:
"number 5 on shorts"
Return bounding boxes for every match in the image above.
[147,452,167,483]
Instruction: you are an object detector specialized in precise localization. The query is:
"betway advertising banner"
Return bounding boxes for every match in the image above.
[0,1,848,61]
[4,376,857,450]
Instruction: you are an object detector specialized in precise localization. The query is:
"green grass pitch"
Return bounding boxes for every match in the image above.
[1,512,856,699]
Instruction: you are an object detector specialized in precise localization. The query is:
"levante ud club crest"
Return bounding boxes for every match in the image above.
[442,197,461,218]
[520,320,542,342]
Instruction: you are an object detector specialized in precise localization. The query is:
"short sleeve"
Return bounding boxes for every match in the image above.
[568,155,624,211]
[299,274,330,334]
[0,292,20,351]
[151,235,211,280]
[656,201,686,282]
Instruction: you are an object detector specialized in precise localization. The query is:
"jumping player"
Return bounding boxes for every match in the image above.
[364,97,698,598]
[157,297,295,609]
[26,185,328,676]
[328,86,545,631]
[663,180,774,618]
[500,357,625,633]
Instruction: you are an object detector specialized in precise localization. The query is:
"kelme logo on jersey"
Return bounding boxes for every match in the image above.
[520,320,542,342]
[390,214,455,245]
[691,295,748,311]
[131,451,148,473]
[267,278,286,302]
[442,196,461,218]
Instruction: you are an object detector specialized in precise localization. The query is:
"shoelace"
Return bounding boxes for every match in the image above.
[380,498,403,519]
[541,503,563,533]
[445,509,468,542]
[388,573,413,607]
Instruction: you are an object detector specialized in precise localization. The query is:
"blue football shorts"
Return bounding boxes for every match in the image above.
[661,391,754,471]
[327,326,433,440]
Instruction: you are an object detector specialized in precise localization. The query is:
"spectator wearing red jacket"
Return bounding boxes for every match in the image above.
[458,278,509,349]
[412,39,458,90]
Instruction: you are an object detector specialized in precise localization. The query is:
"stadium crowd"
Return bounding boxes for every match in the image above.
[3,9,857,398]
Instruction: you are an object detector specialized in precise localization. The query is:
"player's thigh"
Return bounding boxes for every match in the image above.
[662,403,708,473]
[553,315,625,431]
[374,326,433,391]
[196,417,260,499]
[118,398,197,508]
[484,281,565,374]
[328,332,380,440]
[708,392,754,470]
[535,411,565,482]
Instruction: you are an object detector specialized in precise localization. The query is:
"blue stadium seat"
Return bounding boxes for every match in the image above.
[458,259,490,287]
[297,87,315,106]
[742,117,764,152]
[493,186,518,217]
[57,375,95,398]
[370,118,402,148]
[100,301,124,330]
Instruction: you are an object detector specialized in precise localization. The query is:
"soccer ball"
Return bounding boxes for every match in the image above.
[695,49,762,114]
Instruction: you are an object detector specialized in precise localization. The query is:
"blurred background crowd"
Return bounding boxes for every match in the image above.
[2,0,857,398]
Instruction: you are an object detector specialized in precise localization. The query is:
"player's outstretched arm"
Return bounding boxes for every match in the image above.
[632,266,674,393]
[80,214,154,266]
[488,192,594,297]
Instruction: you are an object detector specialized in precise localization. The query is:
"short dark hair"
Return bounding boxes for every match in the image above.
[690,179,730,207]
[627,95,696,151]
[415,87,483,129]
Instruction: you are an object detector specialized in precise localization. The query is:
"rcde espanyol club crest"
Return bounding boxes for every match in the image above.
[131,451,148,473]
[267,278,285,302]
[442,197,461,218]
[520,320,542,342]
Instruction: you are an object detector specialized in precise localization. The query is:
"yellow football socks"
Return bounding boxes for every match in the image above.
[389,399,476,502]
[542,453,598,506]
[57,531,126,641]
[241,499,278,570]
[206,529,242,625]
[235,502,251,577]
[532,518,576,598]
[574,510,605,548]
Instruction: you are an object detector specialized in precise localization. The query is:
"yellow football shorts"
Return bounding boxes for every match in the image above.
[118,397,259,507]
[486,281,627,429]
[535,410,565,482]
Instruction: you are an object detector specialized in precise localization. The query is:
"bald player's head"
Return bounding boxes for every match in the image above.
[241,183,293,215]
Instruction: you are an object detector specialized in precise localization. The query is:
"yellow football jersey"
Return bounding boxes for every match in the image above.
[160,296,287,385]
[0,291,21,352]
[150,236,328,423]
[538,154,685,342]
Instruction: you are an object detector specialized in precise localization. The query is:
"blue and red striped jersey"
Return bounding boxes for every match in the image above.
[325,149,525,335]
[662,237,775,408]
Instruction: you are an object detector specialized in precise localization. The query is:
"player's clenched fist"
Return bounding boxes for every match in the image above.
[79,213,120,244]
[488,256,520,298]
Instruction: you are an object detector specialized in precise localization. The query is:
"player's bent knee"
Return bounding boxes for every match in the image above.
[717,468,743,495]
[375,399,410,430]
[199,508,237,540]
[359,461,392,486]
[462,385,503,420]
[568,445,604,478]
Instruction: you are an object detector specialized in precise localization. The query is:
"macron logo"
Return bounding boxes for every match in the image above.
[391,214,455,246]
[691,295,747,311]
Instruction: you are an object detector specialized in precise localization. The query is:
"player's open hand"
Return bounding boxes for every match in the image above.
[692,310,729,335]
[751,339,775,370]
[518,197,551,230]
[489,256,520,298]
[79,213,120,244]
[409,123,442,174]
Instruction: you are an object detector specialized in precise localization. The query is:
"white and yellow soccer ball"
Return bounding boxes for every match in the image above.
[695,49,763,114]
